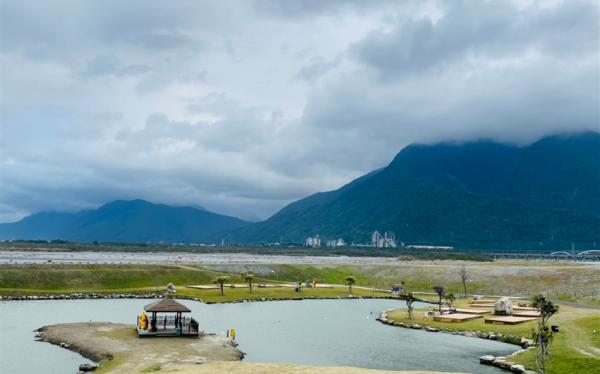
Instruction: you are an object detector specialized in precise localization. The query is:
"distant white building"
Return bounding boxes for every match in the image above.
[305,234,321,248]
[372,231,397,248]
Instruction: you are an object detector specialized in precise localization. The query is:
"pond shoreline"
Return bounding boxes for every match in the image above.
[376,310,536,374]
[0,292,400,304]
[35,322,244,373]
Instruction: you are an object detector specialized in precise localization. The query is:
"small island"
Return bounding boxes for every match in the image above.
[36,322,243,373]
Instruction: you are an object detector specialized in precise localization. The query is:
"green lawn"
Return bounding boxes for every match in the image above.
[385,299,600,374]
[0,264,390,302]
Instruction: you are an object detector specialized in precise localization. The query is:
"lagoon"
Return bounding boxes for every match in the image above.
[0,298,516,373]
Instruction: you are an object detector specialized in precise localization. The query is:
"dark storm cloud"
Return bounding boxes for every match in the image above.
[1,0,598,223]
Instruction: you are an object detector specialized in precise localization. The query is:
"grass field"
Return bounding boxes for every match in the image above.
[0,261,598,305]
[0,264,390,302]
[385,298,600,374]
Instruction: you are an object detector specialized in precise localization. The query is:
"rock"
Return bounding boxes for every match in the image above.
[520,337,535,348]
[510,364,526,373]
[480,355,495,365]
[522,340,535,348]
[494,297,513,315]
[425,327,439,332]
[491,357,514,370]
[79,363,98,371]
[166,283,176,293]
[488,334,497,340]
[410,324,422,329]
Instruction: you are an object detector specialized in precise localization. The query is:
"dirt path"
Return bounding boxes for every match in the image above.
[154,361,457,374]
[36,322,243,373]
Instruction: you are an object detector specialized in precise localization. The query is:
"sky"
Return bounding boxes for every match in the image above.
[0,0,599,223]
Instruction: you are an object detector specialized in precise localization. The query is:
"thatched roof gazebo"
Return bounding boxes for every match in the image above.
[137,298,199,337]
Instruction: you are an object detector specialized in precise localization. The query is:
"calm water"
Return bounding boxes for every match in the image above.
[0,299,516,373]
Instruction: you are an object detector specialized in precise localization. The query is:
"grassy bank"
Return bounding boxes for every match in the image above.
[1,261,598,305]
[385,299,600,374]
[0,264,391,302]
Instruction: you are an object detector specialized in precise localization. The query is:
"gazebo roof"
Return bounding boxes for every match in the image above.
[144,298,191,313]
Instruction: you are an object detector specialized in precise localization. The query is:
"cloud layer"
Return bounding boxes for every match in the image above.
[1,0,599,222]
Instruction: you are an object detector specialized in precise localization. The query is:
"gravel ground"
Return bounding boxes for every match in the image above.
[156,361,457,374]
[36,322,243,374]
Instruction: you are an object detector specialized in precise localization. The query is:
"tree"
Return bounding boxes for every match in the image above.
[458,265,468,297]
[531,294,559,374]
[433,285,445,313]
[444,292,455,310]
[214,275,230,296]
[242,272,254,293]
[345,276,356,294]
[399,281,417,320]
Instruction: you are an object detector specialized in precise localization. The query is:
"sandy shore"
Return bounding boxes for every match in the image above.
[36,322,243,373]
[158,361,458,374]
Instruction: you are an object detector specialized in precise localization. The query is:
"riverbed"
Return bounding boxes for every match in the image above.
[0,250,399,265]
[0,299,516,373]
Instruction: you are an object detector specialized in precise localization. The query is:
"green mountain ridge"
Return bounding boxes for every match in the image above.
[229,132,600,250]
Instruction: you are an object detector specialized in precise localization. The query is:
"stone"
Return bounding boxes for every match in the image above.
[425,327,439,332]
[166,283,176,293]
[79,363,98,371]
[510,364,526,373]
[410,324,422,329]
[488,334,497,340]
[479,355,495,365]
[522,340,535,348]
[494,297,513,315]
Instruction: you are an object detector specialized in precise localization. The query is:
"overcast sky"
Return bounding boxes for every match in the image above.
[1,0,599,222]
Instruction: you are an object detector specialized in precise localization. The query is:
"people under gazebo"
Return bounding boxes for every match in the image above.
[137,298,199,337]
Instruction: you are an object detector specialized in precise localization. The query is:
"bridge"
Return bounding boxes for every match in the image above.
[490,251,600,261]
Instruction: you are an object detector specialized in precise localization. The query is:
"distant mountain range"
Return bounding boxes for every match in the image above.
[0,199,249,243]
[230,132,600,250]
[2,132,599,249]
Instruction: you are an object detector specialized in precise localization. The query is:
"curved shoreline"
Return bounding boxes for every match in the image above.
[376,310,536,374]
[35,322,244,373]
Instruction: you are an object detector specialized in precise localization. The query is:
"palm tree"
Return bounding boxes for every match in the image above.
[444,292,455,311]
[433,285,445,313]
[242,272,254,293]
[404,292,417,320]
[345,276,356,294]
[214,275,230,296]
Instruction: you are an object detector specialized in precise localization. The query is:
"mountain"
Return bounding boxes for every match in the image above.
[0,199,249,243]
[231,132,600,250]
